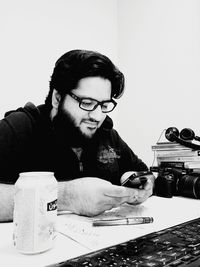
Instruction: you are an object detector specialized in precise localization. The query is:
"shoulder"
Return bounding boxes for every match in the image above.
[1,102,43,135]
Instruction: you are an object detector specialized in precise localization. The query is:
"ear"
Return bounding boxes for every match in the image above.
[52,89,61,109]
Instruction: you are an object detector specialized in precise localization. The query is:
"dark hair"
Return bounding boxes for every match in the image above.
[45,49,125,109]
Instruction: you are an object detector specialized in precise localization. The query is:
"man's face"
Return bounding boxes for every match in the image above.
[59,77,112,139]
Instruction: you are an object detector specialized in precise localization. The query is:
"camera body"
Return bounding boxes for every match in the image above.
[151,166,200,199]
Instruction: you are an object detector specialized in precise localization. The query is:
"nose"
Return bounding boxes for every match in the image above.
[88,105,104,121]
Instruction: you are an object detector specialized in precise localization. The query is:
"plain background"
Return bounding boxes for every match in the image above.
[1,0,200,167]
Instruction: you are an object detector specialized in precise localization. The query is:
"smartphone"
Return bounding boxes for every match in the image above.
[121,171,151,189]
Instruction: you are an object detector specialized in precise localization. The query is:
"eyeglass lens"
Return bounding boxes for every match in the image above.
[80,99,115,113]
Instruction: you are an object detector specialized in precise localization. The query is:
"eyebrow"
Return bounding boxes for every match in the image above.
[74,94,111,102]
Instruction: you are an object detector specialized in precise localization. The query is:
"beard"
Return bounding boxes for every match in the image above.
[52,106,99,148]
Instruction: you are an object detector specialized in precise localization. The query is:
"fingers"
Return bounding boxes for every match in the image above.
[103,184,134,198]
[103,198,125,209]
[103,179,153,203]
[103,185,140,208]
[71,176,155,216]
[143,175,155,190]
[126,178,154,205]
[102,174,155,208]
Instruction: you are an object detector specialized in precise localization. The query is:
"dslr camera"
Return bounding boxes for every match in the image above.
[150,166,200,199]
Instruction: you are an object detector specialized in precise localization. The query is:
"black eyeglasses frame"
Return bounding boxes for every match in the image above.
[68,92,117,113]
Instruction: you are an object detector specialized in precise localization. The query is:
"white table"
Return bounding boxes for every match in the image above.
[1,196,200,267]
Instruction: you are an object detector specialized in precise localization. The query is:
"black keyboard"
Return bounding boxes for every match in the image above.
[47,217,200,267]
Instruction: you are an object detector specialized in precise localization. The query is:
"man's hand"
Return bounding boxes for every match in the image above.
[122,172,155,205]
[58,175,155,217]
[58,177,137,216]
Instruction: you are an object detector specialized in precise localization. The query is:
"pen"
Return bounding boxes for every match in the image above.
[93,217,154,227]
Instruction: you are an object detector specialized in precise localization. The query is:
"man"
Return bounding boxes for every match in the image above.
[0,49,154,222]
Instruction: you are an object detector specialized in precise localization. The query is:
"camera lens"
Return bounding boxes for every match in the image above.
[177,174,200,199]
[194,176,200,198]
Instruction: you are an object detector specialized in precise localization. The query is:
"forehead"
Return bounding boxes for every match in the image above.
[73,77,111,100]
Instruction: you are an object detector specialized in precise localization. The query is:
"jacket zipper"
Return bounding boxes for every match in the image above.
[79,161,83,172]
[72,147,83,172]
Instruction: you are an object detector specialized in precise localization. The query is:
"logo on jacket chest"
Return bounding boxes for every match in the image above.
[97,145,120,164]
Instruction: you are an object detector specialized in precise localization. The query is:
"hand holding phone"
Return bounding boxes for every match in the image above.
[120,171,152,189]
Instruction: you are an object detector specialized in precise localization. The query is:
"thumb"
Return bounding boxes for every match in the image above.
[103,184,134,198]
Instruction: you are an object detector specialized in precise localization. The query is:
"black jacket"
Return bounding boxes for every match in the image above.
[0,102,148,184]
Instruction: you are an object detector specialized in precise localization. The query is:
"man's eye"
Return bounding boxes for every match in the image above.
[102,102,113,110]
[102,103,109,109]
[81,101,94,107]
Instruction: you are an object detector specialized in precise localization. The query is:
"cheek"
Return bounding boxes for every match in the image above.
[98,114,107,127]
[62,101,87,124]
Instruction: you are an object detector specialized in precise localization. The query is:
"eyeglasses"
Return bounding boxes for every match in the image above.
[68,92,117,113]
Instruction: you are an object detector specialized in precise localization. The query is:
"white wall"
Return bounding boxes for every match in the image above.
[1,0,200,168]
[0,0,119,121]
[117,0,200,166]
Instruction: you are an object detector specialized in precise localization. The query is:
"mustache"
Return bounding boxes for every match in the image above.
[82,118,99,123]
[52,108,101,146]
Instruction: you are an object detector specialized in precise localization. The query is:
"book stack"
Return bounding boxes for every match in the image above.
[152,141,200,171]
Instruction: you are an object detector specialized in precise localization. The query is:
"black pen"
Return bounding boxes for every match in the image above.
[93,217,154,227]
